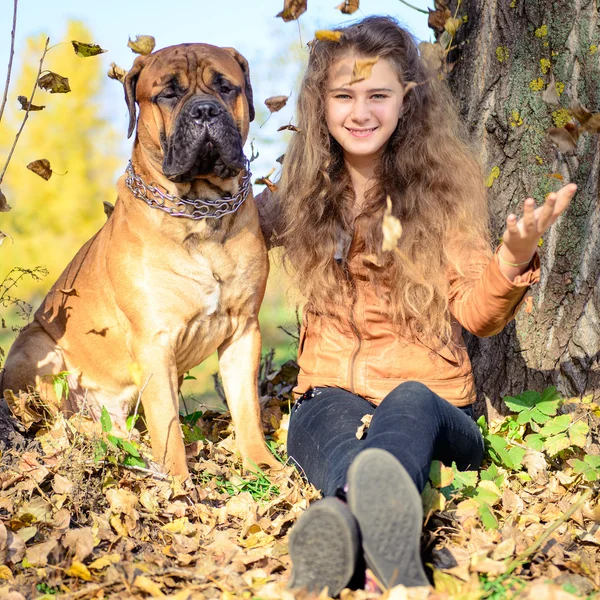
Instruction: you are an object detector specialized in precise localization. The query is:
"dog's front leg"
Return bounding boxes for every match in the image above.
[218,317,279,470]
[136,356,189,478]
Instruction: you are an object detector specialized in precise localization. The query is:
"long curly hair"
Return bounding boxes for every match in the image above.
[276,16,491,345]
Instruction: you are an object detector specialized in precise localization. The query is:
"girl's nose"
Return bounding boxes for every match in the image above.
[350,99,371,123]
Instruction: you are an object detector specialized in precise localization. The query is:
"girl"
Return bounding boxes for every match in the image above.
[256,15,576,596]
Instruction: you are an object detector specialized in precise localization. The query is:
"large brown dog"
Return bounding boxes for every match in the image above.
[1,44,278,477]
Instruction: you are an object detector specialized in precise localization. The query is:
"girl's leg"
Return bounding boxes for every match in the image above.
[287,387,376,496]
[364,381,485,492]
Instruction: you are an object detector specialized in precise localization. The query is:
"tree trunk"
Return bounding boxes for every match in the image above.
[447,0,600,418]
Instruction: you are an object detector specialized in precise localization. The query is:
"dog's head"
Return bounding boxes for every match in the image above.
[124,44,254,183]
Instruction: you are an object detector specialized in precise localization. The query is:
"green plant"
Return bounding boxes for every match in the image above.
[94,406,146,468]
[51,370,71,401]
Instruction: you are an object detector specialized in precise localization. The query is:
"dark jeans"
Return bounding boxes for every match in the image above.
[287,381,485,497]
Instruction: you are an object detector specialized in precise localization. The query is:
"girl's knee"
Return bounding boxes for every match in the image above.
[384,381,439,406]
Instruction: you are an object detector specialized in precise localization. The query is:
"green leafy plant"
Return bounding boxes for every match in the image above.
[94,406,146,468]
[51,370,71,402]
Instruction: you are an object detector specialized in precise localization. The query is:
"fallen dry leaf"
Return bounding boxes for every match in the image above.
[419,41,444,72]
[524,295,534,314]
[276,0,307,21]
[265,95,289,113]
[277,124,300,132]
[65,559,93,581]
[38,71,71,94]
[428,7,452,33]
[548,123,580,153]
[315,30,343,42]
[382,195,402,252]
[355,413,373,440]
[128,35,156,55]
[336,0,359,14]
[71,40,107,57]
[26,159,52,180]
[107,62,127,83]
[17,95,44,111]
[349,56,379,85]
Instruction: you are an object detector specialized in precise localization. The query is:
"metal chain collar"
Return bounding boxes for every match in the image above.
[124,159,252,220]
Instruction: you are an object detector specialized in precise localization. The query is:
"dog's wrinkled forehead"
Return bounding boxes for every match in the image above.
[137,45,245,98]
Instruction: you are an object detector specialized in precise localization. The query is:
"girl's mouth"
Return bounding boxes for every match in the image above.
[346,126,378,138]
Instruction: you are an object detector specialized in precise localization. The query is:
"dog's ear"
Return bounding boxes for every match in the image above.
[222,47,255,123]
[123,55,148,139]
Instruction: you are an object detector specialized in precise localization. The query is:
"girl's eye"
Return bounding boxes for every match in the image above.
[372,94,388,99]
[334,94,351,100]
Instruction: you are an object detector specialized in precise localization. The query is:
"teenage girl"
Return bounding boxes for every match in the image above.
[255,15,576,596]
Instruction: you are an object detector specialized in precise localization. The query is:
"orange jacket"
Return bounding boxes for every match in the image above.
[256,195,540,407]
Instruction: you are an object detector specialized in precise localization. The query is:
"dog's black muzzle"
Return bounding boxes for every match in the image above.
[163,96,245,183]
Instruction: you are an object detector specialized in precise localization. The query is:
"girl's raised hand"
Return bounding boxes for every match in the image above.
[501,183,577,265]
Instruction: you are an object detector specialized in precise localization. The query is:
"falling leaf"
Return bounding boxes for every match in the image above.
[349,56,379,85]
[524,296,534,314]
[382,196,402,252]
[255,175,278,194]
[38,71,71,94]
[17,95,44,111]
[27,159,52,180]
[0,232,8,246]
[336,0,359,14]
[546,172,564,181]
[107,62,127,83]
[265,95,289,113]
[128,35,156,55]
[548,123,580,152]
[542,73,560,106]
[276,0,307,22]
[277,124,300,132]
[276,154,285,164]
[71,40,107,58]
[419,41,444,72]
[428,7,452,33]
[570,100,592,126]
[103,200,114,219]
[315,30,343,42]
[0,189,11,212]
[59,288,79,297]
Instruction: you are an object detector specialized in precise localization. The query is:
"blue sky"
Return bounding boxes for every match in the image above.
[1,0,432,179]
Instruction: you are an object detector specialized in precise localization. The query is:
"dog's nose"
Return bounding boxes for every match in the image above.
[189,101,222,121]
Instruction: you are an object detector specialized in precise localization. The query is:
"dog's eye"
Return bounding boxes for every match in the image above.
[157,89,178,102]
[219,84,235,95]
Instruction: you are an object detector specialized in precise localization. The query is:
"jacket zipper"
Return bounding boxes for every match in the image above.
[346,278,362,395]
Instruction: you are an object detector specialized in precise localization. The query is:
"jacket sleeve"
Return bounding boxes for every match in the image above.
[448,245,541,337]
[254,188,283,250]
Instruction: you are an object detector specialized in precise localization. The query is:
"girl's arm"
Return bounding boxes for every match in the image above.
[448,183,577,337]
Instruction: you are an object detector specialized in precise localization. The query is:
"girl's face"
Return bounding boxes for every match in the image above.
[325,55,407,164]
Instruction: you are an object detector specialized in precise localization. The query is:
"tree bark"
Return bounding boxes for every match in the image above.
[447,0,600,417]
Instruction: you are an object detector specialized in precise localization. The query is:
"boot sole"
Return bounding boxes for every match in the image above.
[347,448,429,588]
[287,497,359,596]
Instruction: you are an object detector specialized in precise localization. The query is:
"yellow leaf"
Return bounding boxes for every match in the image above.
[127,35,156,55]
[161,517,196,536]
[65,560,93,581]
[315,30,343,42]
[349,56,379,85]
[71,41,107,58]
[444,17,462,36]
[382,196,402,252]
[134,575,165,597]
[0,565,14,581]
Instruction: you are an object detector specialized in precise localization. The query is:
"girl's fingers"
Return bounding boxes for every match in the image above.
[537,192,557,232]
[523,198,536,232]
[506,213,519,235]
[554,182,577,214]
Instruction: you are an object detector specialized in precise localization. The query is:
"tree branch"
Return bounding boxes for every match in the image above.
[0,0,18,124]
[0,36,49,185]
[397,0,429,15]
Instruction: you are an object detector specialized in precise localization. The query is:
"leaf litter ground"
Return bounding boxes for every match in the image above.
[0,362,598,600]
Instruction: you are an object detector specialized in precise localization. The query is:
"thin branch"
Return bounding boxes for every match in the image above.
[0,36,49,185]
[0,0,18,124]
[397,0,429,15]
